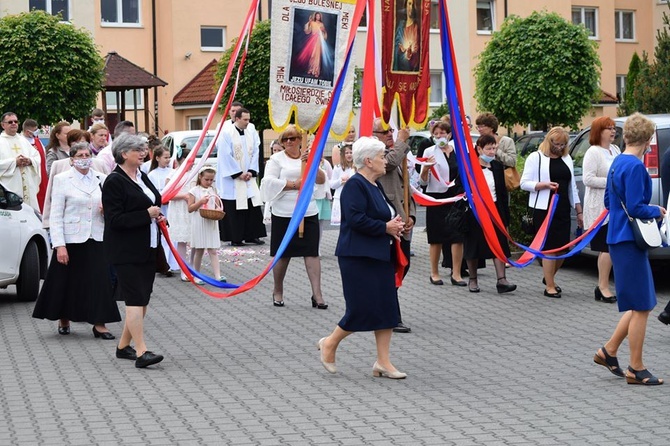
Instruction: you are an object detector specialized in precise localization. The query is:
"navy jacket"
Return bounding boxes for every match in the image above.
[102,165,162,264]
[335,173,396,262]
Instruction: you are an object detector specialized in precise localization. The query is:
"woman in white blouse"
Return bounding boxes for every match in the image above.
[329,143,355,226]
[583,117,620,303]
[260,125,328,309]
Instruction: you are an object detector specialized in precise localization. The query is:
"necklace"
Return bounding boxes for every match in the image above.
[285,150,301,160]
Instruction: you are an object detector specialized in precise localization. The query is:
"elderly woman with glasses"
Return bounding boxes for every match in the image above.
[318,136,407,379]
[102,133,165,368]
[260,124,328,309]
[520,127,583,298]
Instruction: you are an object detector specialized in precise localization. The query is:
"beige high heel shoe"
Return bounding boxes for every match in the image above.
[317,337,336,374]
[372,361,407,379]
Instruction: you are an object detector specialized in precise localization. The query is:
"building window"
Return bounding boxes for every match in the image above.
[476,1,495,33]
[201,27,226,51]
[615,10,635,41]
[105,89,144,110]
[189,117,206,131]
[29,0,69,21]
[430,71,444,105]
[101,0,140,26]
[572,7,598,39]
[357,9,367,29]
[616,75,626,101]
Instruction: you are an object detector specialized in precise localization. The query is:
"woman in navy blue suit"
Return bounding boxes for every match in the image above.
[318,137,407,379]
[594,113,666,385]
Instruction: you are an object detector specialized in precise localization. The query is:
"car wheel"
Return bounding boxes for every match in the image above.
[16,240,40,302]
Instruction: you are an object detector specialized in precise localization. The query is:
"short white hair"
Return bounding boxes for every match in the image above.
[352,136,386,170]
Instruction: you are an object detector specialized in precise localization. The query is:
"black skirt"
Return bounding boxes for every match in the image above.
[589,223,609,253]
[115,255,156,307]
[425,192,451,244]
[33,240,121,324]
[463,211,511,260]
[270,214,319,257]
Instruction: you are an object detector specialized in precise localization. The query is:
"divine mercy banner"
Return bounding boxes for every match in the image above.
[381,0,431,128]
[269,0,356,137]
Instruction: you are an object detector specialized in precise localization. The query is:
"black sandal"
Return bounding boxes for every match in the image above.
[626,366,664,385]
[593,346,624,377]
[496,277,517,294]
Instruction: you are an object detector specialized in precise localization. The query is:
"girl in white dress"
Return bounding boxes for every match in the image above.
[166,147,194,281]
[148,145,179,271]
[187,167,223,284]
[329,144,355,226]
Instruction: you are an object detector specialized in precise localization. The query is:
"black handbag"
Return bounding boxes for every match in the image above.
[444,198,469,234]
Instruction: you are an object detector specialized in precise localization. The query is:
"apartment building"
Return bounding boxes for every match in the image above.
[0,1,662,134]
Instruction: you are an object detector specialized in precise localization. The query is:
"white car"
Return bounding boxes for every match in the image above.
[0,183,50,301]
[161,130,218,167]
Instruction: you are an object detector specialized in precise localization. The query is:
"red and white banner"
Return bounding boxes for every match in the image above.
[269,0,356,137]
[381,0,431,128]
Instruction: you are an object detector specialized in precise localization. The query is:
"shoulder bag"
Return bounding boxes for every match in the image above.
[609,168,661,250]
[521,153,540,235]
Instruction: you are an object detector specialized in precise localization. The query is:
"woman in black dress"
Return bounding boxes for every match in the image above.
[520,127,583,298]
[318,137,407,379]
[463,135,516,294]
[33,143,120,337]
[102,133,165,368]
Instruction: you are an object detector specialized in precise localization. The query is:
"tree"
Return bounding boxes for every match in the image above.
[0,11,103,124]
[632,3,670,114]
[474,11,600,130]
[216,20,271,134]
[618,52,641,116]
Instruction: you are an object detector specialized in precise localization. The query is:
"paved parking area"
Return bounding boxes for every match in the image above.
[2,224,670,445]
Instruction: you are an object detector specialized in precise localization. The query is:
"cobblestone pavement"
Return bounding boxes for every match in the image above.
[2,225,670,445]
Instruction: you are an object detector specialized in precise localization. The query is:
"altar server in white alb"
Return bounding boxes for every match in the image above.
[0,112,41,209]
[215,107,267,246]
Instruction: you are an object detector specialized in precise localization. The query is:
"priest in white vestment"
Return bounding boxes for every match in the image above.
[215,108,266,246]
[0,112,41,210]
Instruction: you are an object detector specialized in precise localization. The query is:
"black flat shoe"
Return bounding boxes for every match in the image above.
[594,286,616,303]
[116,345,137,360]
[92,327,115,340]
[311,296,328,309]
[544,289,561,298]
[429,276,444,285]
[393,323,411,333]
[542,278,561,293]
[272,294,284,307]
[450,275,467,287]
[496,278,517,294]
[230,242,245,247]
[135,351,164,368]
[658,311,670,325]
[58,325,70,335]
[246,238,265,245]
[468,278,480,293]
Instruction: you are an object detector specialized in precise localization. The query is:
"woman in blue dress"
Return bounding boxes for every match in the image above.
[318,137,407,379]
[594,113,666,385]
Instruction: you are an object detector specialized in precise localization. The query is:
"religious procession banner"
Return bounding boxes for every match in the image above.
[381,0,431,128]
[269,0,356,137]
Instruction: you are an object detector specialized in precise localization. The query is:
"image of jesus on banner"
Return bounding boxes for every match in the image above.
[289,8,337,87]
[393,0,421,72]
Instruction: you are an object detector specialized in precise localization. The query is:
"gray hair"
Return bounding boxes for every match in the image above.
[113,132,147,164]
[69,142,91,158]
[352,136,385,170]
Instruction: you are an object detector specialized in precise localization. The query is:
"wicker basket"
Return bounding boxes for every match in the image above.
[199,196,225,221]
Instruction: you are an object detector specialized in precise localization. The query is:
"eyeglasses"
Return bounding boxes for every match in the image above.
[282,136,298,142]
[3,120,18,124]
[131,147,148,153]
[373,129,394,135]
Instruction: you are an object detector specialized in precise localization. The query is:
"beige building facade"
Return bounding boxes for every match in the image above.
[0,0,664,134]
